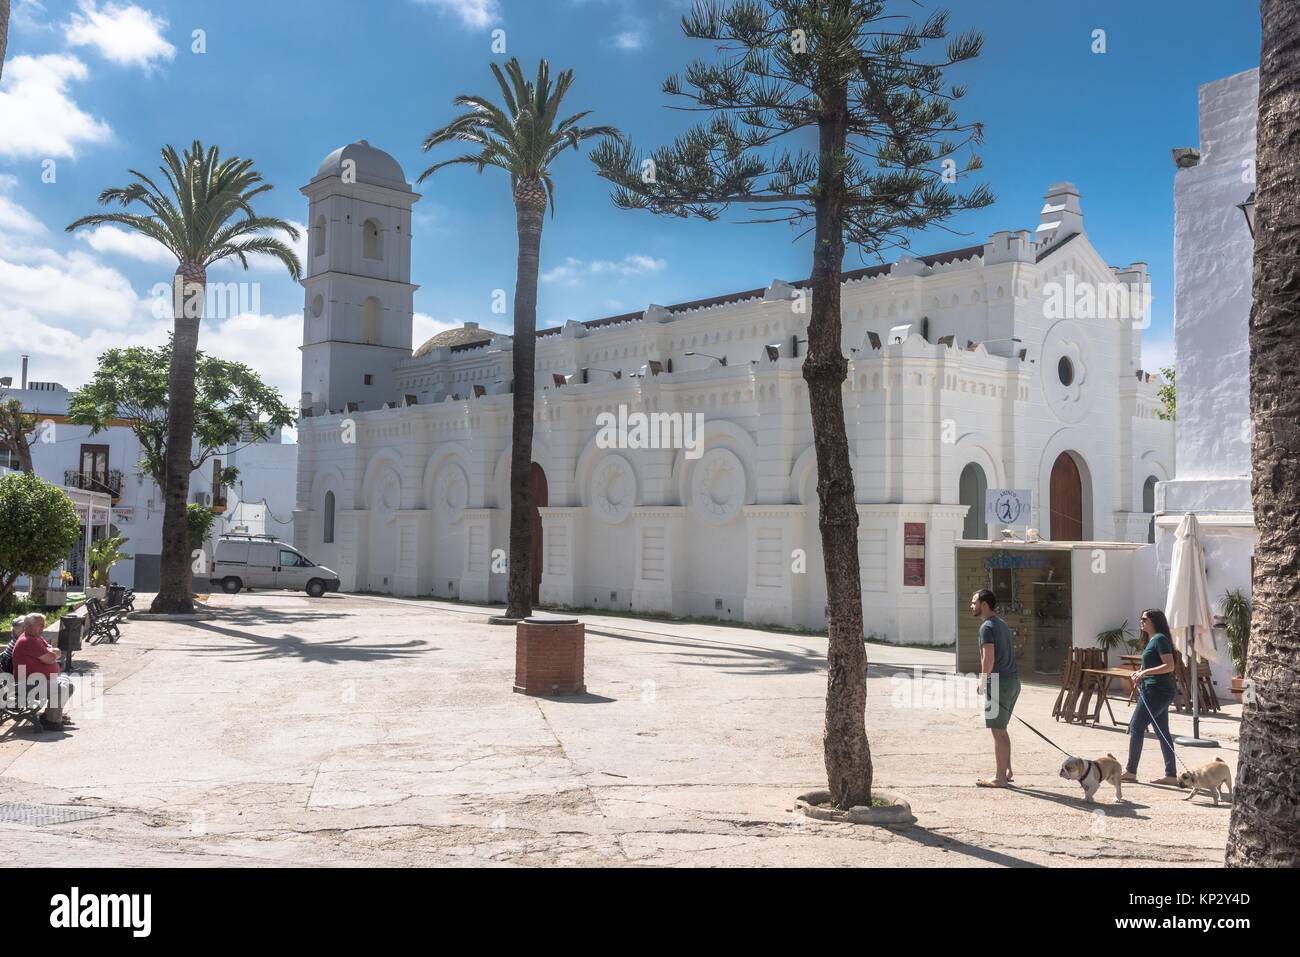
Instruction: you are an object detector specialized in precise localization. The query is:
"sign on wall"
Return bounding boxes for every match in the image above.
[903,522,926,587]
[986,489,1032,527]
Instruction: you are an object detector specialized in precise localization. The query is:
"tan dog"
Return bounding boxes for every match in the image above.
[1178,758,1233,805]
[1060,754,1124,803]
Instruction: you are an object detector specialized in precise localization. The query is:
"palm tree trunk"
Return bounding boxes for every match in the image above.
[1226,0,1300,867]
[504,185,545,620]
[0,0,10,82]
[806,84,872,809]
[150,265,204,614]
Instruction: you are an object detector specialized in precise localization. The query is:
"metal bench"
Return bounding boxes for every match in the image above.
[85,598,126,645]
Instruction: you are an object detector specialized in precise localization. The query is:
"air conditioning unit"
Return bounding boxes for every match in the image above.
[192,491,212,506]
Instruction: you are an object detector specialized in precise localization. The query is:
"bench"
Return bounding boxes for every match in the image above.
[85,598,126,645]
[0,638,43,732]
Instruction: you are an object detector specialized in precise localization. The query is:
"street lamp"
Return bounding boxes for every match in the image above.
[1237,190,1257,237]
[684,351,727,367]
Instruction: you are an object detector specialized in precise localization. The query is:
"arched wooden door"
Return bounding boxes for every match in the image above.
[1050,452,1084,541]
[530,463,547,604]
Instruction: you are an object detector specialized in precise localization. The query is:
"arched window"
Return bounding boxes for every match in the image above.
[312,215,327,258]
[1143,475,1158,543]
[362,218,383,260]
[959,462,989,540]
[362,297,382,344]
[323,490,335,544]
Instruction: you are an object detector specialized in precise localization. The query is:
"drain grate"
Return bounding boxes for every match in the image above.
[0,803,111,826]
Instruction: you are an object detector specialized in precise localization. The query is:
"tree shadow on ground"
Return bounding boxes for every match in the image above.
[889,824,1047,867]
[587,628,824,676]
[185,620,430,665]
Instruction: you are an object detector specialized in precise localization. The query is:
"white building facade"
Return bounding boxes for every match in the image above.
[0,377,297,591]
[1155,68,1260,688]
[294,141,1174,645]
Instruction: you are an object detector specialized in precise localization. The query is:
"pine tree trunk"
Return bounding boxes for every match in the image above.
[1226,0,1300,867]
[150,265,204,615]
[504,184,545,620]
[807,84,872,809]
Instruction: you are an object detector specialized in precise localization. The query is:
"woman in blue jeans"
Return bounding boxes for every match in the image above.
[1123,609,1179,785]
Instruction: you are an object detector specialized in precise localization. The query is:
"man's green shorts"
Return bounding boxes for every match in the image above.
[984,674,1021,730]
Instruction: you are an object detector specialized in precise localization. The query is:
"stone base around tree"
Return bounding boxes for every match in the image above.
[794,789,916,827]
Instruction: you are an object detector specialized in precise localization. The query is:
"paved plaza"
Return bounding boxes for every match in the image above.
[0,594,1238,867]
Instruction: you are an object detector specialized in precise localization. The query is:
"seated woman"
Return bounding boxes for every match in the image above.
[12,613,74,732]
[1123,608,1178,786]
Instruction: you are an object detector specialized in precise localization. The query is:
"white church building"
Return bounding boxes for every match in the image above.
[293,140,1174,645]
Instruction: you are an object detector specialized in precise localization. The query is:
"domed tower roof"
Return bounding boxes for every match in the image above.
[413,321,499,357]
[313,140,410,190]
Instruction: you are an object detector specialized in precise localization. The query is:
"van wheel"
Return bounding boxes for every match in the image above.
[221,577,242,594]
[306,579,326,598]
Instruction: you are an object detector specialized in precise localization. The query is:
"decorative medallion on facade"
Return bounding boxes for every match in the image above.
[691,448,746,525]
[434,465,469,525]
[591,454,636,525]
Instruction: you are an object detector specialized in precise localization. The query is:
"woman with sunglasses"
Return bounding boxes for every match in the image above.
[1123,609,1179,785]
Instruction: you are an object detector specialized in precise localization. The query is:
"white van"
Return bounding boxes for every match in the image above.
[210,536,341,598]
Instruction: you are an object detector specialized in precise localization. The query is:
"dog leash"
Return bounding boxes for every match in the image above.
[1135,684,1195,775]
[1009,713,1076,759]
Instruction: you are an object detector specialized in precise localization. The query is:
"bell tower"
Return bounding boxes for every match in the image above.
[300,140,420,415]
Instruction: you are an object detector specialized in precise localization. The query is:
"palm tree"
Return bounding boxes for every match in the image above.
[1227,0,1300,867]
[417,59,619,620]
[1,0,11,81]
[68,142,301,614]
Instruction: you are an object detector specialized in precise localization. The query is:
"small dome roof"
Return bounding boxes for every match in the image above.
[413,322,499,357]
[314,140,409,190]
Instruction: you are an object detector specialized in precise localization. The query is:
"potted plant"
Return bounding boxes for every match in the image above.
[1221,588,1251,703]
[44,569,72,607]
[87,534,132,600]
[1096,620,1135,668]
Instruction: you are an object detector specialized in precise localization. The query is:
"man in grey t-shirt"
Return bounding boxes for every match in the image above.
[971,589,1020,788]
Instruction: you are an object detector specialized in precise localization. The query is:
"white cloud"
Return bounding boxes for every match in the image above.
[542,254,666,285]
[64,1,176,71]
[203,312,305,403]
[415,0,501,29]
[412,312,462,347]
[75,224,174,264]
[0,177,48,236]
[0,54,112,158]
[612,31,643,50]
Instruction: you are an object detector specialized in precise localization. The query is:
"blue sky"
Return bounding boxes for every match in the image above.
[0,0,1262,411]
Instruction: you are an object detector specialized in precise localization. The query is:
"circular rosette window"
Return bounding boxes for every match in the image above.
[1041,320,1091,424]
[690,447,746,526]
[434,465,469,525]
[590,454,636,525]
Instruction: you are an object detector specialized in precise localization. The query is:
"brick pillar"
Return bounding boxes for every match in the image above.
[514,616,586,696]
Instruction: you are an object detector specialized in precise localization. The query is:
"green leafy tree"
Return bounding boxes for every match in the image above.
[0,397,36,474]
[0,472,80,610]
[592,0,991,807]
[418,58,620,621]
[68,343,294,490]
[1157,365,1176,421]
[187,504,217,554]
[67,142,301,614]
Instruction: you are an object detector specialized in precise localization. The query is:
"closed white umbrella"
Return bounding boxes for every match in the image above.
[1165,512,1219,746]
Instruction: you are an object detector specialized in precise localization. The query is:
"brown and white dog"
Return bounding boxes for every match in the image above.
[1060,754,1124,803]
[1178,758,1234,805]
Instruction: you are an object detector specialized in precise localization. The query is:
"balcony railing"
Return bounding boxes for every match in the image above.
[65,469,124,500]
